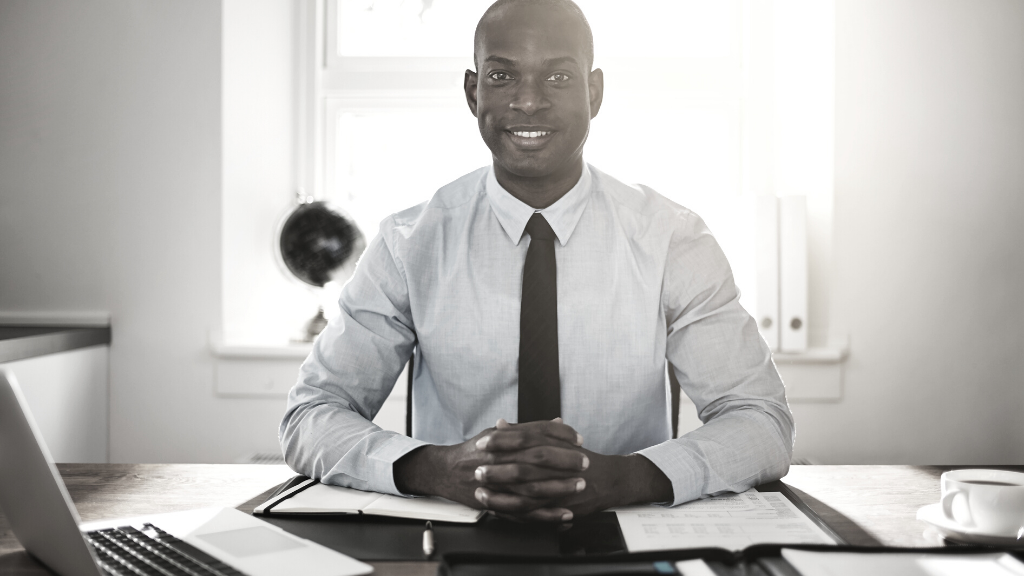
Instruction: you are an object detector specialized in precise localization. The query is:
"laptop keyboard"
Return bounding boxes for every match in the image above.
[86,523,249,576]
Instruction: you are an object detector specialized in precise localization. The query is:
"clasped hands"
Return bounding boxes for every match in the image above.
[394,417,671,522]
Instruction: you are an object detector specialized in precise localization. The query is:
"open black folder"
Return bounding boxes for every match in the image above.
[439,545,1024,576]
[254,477,484,523]
[252,476,845,562]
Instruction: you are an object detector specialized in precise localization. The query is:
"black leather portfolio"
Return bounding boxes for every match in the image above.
[254,476,844,561]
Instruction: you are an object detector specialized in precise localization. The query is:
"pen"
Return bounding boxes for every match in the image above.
[422,521,434,557]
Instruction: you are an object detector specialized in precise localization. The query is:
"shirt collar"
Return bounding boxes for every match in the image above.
[484,163,593,247]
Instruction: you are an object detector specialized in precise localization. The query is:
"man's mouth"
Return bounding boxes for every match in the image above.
[506,128,555,149]
[510,130,551,138]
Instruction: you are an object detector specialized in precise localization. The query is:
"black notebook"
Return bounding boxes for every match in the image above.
[254,477,484,523]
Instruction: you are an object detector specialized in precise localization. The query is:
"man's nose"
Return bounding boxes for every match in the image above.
[509,78,551,115]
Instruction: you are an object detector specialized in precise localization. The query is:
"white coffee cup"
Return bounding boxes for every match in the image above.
[940,469,1024,535]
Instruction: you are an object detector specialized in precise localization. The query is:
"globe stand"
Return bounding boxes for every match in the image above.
[298,306,329,343]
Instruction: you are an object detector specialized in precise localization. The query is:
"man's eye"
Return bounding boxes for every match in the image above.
[488,72,512,81]
[547,73,570,82]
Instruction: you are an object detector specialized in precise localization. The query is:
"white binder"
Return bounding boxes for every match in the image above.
[779,196,808,352]
[755,196,780,351]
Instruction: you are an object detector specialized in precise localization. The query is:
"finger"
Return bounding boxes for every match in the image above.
[475,488,573,522]
[489,510,524,523]
[489,446,590,472]
[494,508,574,523]
[476,463,582,484]
[521,508,573,523]
[479,426,582,452]
[474,486,545,512]
[502,478,586,499]
[547,418,583,445]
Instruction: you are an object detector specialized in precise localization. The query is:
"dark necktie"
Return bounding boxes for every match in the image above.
[518,213,561,422]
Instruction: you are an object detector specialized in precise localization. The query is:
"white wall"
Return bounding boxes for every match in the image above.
[222,0,323,346]
[2,0,1022,466]
[0,0,286,463]
[1,347,109,463]
[791,0,1024,464]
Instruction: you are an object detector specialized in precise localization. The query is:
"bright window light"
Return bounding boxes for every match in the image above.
[318,0,831,323]
[338,0,491,57]
[330,107,492,236]
[587,101,740,201]
[337,0,738,60]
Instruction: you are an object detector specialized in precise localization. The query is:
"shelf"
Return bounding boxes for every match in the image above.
[0,312,112,363]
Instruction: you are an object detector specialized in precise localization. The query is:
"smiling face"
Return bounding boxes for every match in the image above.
[465,2,603,206]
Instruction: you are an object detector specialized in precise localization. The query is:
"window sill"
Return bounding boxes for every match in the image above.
[209,342,850,363]
[209,340,312,360]
[773,343,849,402]
[773,346,848,364]
[208,338,849,401]
[209,336,311,397]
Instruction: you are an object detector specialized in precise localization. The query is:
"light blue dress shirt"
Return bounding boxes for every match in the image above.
[280,164,794,506]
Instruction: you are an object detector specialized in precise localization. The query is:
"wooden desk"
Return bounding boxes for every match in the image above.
[2,464,1020,575]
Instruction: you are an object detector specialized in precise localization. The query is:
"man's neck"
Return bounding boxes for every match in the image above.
[493,159,584,210]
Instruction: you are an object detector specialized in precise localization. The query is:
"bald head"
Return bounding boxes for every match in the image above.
[474,0,594,72]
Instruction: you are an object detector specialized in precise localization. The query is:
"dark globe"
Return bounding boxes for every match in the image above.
[279,201,364,288]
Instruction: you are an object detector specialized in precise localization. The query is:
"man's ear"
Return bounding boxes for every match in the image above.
[464,69,479,117]
[588,68,604,119]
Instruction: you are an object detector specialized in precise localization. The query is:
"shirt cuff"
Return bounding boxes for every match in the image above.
[635,440,706,507]
[371,433,429,497]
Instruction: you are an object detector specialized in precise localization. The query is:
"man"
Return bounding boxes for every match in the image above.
[280,0,794,523]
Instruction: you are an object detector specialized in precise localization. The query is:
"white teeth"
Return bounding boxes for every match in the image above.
[512,131,550,138]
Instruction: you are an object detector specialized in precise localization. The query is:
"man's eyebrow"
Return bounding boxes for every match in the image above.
[484,56,517,67]
[543,56,581,69]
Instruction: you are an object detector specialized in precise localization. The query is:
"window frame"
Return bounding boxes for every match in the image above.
[293,0,836,355]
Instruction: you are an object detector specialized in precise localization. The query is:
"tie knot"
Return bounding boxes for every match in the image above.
[525,213,556,241]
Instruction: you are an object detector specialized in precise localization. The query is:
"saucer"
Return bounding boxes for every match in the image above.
[917,503,1024,548]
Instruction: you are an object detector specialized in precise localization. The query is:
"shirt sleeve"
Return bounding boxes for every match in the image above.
[636,210,795,506]
[279,216,427,496]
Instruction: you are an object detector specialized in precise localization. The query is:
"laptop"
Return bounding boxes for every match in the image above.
[0,368,373,576]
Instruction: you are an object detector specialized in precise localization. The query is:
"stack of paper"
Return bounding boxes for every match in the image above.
[614,490,835,552]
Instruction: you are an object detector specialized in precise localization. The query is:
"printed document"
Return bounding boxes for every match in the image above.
[615,491,835,552]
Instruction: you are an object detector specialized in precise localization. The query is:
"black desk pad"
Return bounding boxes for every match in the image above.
[256,477,838,561]
[260,511,625,561]
[439,545,1024,576]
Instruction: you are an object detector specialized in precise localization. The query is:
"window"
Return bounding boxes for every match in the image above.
[305,0,764,305]
[217,0,836,420]
[221,0,834,350]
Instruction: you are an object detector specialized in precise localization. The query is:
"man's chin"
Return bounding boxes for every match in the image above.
[493,156,577,182]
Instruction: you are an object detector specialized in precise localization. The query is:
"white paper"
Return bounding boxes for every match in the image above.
[363,493,485,523]
[675,559,717,576]
[615,492,835,552]
[782,549,1024,576]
